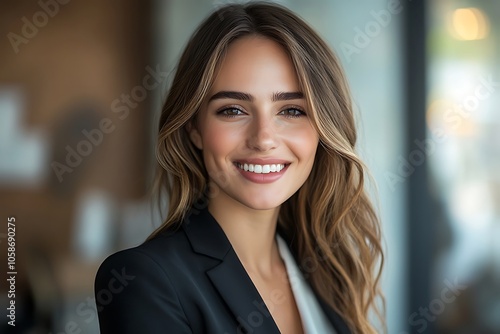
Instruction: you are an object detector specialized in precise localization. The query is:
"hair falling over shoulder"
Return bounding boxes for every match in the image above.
[149,2,385,333]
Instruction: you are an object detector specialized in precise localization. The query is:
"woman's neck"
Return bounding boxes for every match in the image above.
[208,197,282,277]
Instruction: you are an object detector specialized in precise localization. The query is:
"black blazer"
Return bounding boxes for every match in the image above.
[95,207,351,334]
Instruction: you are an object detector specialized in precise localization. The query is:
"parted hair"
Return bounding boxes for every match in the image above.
[149,2,385,333]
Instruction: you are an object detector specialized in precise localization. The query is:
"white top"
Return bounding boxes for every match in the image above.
[276,235,338,334]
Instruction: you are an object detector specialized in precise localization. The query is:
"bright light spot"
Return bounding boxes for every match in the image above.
[449,8,489,40]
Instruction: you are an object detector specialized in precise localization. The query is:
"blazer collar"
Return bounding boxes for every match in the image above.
[181,206,231,260]
[181,206,351,334]
[182,206,281,333]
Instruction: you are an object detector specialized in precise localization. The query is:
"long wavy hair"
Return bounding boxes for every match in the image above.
[149,2,384,333]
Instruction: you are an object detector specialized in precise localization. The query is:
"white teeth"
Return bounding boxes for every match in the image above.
[236,163,286,174]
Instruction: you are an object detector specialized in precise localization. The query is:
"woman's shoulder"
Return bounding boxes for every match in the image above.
[96,207,229,288]
[94,228,195,333]
[96,227,190,278]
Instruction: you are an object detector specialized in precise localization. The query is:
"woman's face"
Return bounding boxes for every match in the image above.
[190,35,319,211]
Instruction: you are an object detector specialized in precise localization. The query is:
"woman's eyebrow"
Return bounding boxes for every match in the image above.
[208,91,304,102]
[272,91,304,101]
[208,91,253,102]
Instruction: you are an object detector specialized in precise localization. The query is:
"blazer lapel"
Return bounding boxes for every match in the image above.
[182,207,281,334]
[207,252,281,333]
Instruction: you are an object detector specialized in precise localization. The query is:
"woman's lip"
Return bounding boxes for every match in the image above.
[234,163,289,184]
[233,158,291,165]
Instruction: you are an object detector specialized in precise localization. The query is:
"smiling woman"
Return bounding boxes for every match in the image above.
[189,35,318,210]
[95,2,384,334]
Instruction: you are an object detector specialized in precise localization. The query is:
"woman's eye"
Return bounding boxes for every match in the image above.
[217,108,245,117]
[279,108,305,118]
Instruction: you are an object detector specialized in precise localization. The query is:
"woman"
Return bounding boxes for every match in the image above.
[95,2,384,333]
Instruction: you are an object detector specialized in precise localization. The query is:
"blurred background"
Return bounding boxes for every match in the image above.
[0,0,498,333]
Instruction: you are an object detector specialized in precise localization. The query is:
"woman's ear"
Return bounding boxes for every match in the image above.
[187,122,203,150]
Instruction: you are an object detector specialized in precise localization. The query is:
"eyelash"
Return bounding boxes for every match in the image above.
[278,108,306,119]
[216,106,306,119]
[216,107,245,118]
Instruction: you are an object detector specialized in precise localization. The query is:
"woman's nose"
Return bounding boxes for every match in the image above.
[246,116,278,152]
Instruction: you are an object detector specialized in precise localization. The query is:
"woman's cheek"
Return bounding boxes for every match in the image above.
[202,123,242,158]
[284,126,318,155]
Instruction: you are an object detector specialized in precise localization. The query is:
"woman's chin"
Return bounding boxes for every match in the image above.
[235,196,287,211]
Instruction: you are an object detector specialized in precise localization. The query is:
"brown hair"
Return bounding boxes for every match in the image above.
[150,2,384,332]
